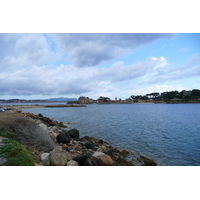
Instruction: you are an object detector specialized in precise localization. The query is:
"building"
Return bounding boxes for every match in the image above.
[78,96,94,104]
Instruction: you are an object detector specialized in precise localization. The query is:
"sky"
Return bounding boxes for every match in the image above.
[0,33,200,100]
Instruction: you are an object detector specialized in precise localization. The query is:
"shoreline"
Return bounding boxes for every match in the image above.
[1,104,86,110]
[0,109,157,166]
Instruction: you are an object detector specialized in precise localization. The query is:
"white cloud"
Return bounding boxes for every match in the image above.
[144,53,200,84]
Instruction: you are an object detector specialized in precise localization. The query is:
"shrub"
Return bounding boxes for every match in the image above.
[0,139,35,166]
[0,112,56,152]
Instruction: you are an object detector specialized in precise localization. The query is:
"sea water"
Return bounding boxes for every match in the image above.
[22,103,200,166]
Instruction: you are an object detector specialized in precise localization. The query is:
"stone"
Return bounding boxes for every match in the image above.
[58,122,67,128]
[50,148,68,166]
[73,154,89,166]
[119,149,130,157]
[56,132,71,144]
[67,129,80,140]
[73,143,82,151]
[81,136,104,146]
[87,149,95,155]
[115,156,134,166]
[91,152,114,166]
[38,123,48,132]
[62,144,68,148]
[96,145,107,152]
[67,160,78,166]
[97,146,115,159]
[85,142,95,150]
[91,160,98,166]
[83,159,93,166]
[138,155,157,166]
[41,153,50,166]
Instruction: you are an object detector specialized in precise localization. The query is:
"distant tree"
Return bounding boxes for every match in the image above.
[150,92,160,99]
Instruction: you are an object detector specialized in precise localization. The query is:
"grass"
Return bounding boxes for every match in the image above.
[0,138,35,166]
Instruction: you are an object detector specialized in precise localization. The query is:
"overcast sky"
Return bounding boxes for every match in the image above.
[0,33,200,100]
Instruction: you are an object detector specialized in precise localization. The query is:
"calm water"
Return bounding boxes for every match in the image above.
[22,103,200,166]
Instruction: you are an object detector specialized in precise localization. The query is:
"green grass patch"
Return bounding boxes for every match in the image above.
[0,129,14,139]
[0,138,35,166]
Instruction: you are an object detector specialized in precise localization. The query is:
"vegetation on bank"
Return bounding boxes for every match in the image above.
[0,132,35,166]
[0,112,56,152]
[130,89,200,102]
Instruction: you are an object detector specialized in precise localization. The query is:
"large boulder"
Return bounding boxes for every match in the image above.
[67,129,80,140]
[50,148,68,166]
[56,132,71,144]
[91,152,114,166]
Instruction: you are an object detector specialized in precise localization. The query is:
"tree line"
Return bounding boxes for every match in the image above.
[130,89,200,102]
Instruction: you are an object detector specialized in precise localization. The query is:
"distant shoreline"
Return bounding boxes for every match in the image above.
[2,104,86,110]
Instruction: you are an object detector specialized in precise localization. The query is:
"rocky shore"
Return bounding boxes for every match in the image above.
[2,110,157,166]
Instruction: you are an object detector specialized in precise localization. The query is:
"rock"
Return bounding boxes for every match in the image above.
[119,149,130,157]
[73,143,82,151]
[86,149,95,155]
[115,156,134,166]
[58,122,67,128]
[67,129,80,139]
[81,136,104,146]
[97,146,115,159]
[85,142,95,150]
[62,144,68,148]
[83,159,93,166]
[56,132,71,144]
[91,160,98,166]
[50,149,68,166]
[73,154,89,166]
[41,153,50,166]
[48,126,60,134]
[67,160,79,166]
[138,155,157,166]
[91,152,114,166]
[96,145,107,152]
[38,123,48,132]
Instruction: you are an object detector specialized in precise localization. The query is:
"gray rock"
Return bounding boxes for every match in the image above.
[67,160,79,166]
[50,148,68,166]
[41,153,50,166]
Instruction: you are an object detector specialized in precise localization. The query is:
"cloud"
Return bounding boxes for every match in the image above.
[49,33,175,67]
[178,47,189,53]
[144,53,200,84]
[0,55,170,97]
[0,34,57,73]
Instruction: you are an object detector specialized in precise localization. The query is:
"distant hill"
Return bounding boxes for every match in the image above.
[45,97,78,102]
